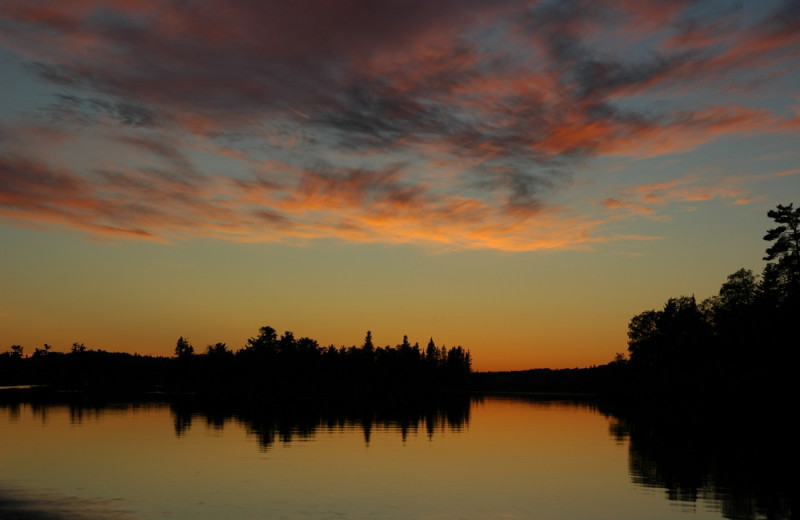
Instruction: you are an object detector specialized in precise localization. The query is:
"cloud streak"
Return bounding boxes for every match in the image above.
[1,0,799,250]
[0,152,611,251]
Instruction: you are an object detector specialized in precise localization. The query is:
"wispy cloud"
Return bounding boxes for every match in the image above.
[600,173,753,221]
[1,0,798,250]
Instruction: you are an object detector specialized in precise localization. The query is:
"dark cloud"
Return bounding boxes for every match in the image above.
[116,136,196,176]
[0,153,296,241]
[1,0,798,249]
[6,0,512,122]
[46,94,159,127]
[26,62,80,86]
[292,161,421,209]
[522,0,605,63]
[0,155,85,206]
[315,81,457,151]
[571,52,693,101]
[108,101,159,127]
[495,166,550,217]
[8,0,792,156]
[251,208,292,227]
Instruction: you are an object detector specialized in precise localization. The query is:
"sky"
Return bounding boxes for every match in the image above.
[1,0,799,371]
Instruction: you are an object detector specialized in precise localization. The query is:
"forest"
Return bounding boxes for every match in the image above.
[0,329,472,400]
[2,203,797,404]
[472,203,799,402]
[613,202,798,403]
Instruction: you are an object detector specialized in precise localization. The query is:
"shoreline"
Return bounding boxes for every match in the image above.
[0,487,133,520]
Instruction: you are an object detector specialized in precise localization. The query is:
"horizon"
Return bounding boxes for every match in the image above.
[2,1,799,371]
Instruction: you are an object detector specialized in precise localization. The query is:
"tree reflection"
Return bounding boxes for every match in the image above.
[3,392,791,520]
[602,403,792,520]
[0,392,168,427]
[168,395,473,449]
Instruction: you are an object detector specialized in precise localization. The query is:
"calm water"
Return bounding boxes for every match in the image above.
[0,396,789,520]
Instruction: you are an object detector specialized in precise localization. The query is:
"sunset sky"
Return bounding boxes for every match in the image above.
[1,0,799,370]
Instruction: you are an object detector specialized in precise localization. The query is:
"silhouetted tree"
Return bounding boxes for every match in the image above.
[626,310,660,368]
[363,330,374,353]
[278,331,296,356]
[620,203,799,402]
[2,325,473,397]
[718,268,757,311]
[32,344,52,357]
[757,263,787,307]
[701,269,757,329]
[763,202,800,290]
[425,338,438,364]
[174,337,194,358]
[296,337,320,357]
[626,296,711,374]
[445,346,471,376]
[244,326,278,355]
[206,342,232,358]
[756,203,798,380]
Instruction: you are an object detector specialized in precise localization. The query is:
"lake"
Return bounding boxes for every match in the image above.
[0,395,790,520]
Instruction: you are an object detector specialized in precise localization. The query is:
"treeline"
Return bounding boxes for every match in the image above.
[471,203,799,403]
[470,368,608,395]
[616,203,798,403]
[3,203,796,404]
[0,329,472,399]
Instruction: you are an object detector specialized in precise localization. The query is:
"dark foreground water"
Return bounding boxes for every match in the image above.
[0,395,790,520]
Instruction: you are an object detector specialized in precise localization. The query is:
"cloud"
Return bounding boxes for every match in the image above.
[601,174,751,219]
[0,150,623,251]
[1,0,799,250]
[45,94,160,127]
[0,155,157,239]
[0,151,301,242]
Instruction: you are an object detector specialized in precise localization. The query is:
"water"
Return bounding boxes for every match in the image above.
[0,396,790,519]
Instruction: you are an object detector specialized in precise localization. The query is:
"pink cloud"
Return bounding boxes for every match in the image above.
[1,1,799,251]
[602,174,750,219]
[1,150,643,252]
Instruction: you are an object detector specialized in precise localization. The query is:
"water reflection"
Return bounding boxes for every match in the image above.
[0,394,792,520]
[169,395,472,448]
[0,393,473,448]
[601,402,792,520]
